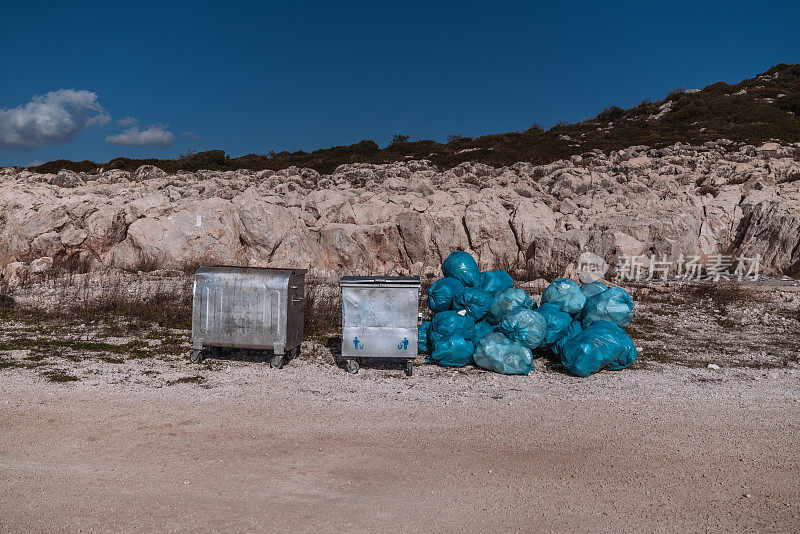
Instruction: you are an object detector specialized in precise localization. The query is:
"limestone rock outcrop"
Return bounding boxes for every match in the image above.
[1,140,799,279]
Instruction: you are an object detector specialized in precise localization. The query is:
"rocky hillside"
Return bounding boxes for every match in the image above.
[2,140,799,282]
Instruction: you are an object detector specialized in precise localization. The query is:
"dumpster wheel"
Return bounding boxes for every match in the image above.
[269,355,285,369]
[189,349,203,364]
[345,359,360,374]
[405,360,414,377]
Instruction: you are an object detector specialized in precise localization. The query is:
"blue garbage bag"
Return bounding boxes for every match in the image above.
[442,251,481,287]
[428,311,476,345]
[418,320,431,353]
[479,270,513,296]
[499,309,547,350]
[541,278,587,316]
[534,303,573,348]
[580,281,609,299]
[473,332,534,375]
[551,319,583,355]
[473,319,499,343]
[485,288,535,325]
[427,334,475,367]
[427,277,465,313]
[452,286,494,321]
[580,286,634,327]
[559,320,637,377]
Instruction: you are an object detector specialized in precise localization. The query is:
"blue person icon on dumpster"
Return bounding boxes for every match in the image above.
[353,337,364,350]
[397,338,409,350]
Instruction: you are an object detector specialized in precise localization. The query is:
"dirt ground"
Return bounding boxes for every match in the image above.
[2,364,799,533]
[1,275,799,532]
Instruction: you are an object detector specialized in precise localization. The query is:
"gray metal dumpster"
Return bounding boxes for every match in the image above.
[190,266,306,368]
[339,276,420,376]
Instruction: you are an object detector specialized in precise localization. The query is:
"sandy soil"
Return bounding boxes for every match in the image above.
[1,276,799,532]
[2,357,799,533]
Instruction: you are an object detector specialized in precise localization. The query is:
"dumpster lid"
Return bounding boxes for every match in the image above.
[195,266,307,276]
[339,275,420,286]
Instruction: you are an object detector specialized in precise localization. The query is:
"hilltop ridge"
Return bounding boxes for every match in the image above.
[26,63,800,175]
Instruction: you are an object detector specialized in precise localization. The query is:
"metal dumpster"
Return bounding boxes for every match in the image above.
[190,266,306,368]
[339,276,420,376]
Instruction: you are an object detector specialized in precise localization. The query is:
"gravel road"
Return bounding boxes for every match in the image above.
[1,360,798,533]
[1,276,798,532]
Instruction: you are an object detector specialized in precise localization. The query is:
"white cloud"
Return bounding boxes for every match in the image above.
[106,125,174,147]
[0,89,109,149]
[181,130,201,140]
[116,116,138,127]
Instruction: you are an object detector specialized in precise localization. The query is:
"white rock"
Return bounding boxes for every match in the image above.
[29,256,54,274]
[3,262,27,286]
[0,140,797,277]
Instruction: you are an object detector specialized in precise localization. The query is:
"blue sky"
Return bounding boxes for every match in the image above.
[1,0,799,166]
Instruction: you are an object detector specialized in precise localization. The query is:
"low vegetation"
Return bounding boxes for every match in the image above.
[0,272,191,377]
[42,369,80,382]
[26,64,800,175]
[168,375,204,385]
[0,273,193,331]
[303,276,341,343]
[0,271,345,364]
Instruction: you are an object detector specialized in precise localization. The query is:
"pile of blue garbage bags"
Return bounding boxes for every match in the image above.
[418,251,637,377]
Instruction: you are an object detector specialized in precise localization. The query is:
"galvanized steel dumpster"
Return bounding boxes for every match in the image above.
[190,266,306,368]
[339,276,420,376]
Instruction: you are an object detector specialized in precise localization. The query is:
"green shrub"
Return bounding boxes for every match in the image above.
[597,106,626,122]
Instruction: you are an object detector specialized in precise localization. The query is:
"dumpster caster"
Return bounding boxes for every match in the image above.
[270,355,285,369]
[405,360,414,377]
[189,349,203,363]
[345,359,359,374]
